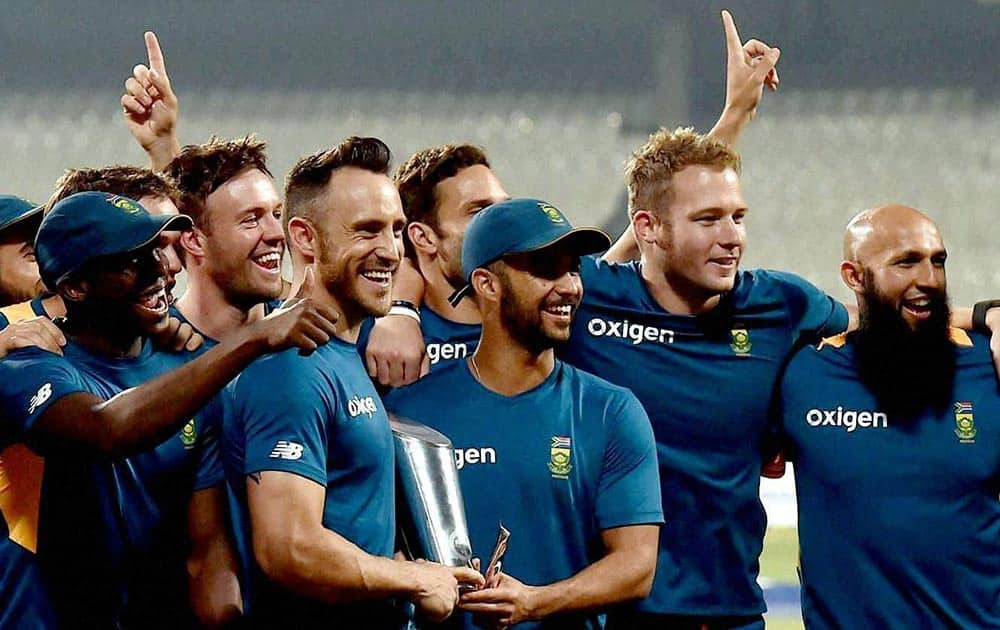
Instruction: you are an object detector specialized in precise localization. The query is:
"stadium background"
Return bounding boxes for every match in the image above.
[2,1,998,626]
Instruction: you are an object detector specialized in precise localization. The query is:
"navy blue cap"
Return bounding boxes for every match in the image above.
[449,198,611,306]
[0,195,43,235]
[36,191,192,289]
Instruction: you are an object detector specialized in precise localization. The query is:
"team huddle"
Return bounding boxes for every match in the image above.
[1,10,998,630]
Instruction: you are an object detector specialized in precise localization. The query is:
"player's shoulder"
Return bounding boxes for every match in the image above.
[953,329,995,371]
[0,345,72,370]
[385,358,467,406]
[734,268,821,302]
[557,361,644,408]
[0,298,41,329]
[579,255,643,299]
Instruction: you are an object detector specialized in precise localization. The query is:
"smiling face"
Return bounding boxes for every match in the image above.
[313,167,405,325]
[138,194,184,305]
[0,218,44,305]
[487,243,583,352]
[198,168,284,306]
[649,165,747,300]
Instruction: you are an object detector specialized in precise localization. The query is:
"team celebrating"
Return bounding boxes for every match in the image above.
[1,10,998,630]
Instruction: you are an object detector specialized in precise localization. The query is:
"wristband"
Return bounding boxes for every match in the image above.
[391,300,419,311]
[971,299,1000,334]
[387,301,421,323]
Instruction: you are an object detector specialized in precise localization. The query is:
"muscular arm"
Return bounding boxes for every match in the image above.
[187,485,242,628]
[460,524,659,626]
[247,471,481,614]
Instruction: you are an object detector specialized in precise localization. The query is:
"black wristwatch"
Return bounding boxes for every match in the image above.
[971,299,1000,334]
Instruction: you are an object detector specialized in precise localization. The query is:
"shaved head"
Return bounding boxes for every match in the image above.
[843,204,942,264]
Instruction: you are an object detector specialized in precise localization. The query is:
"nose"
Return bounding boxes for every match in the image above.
[160,244,183,279]
[915,259,944,291]
[718,216,743,249]
[554,269,583,300]
[262,209,285,245]
[377,228,401,264]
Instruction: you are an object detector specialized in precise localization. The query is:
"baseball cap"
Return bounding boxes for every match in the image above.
[449,198,611,306]
[0,195,43,235]
[36,191,193,289]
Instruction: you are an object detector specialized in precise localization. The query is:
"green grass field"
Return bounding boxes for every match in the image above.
[760,527,803,629]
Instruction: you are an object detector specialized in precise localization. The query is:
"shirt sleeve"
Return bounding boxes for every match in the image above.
[769,270,849,340]
[0,350,89,443]
[232,357,330,486]
[594,390,664,530]
[192,394,225,490]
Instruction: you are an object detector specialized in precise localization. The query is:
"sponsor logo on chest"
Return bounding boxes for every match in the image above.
[586,317,674,346]
[805,406,888,432]
[348,395,379,419]
[427,342,469,365]
[454,446,497,470]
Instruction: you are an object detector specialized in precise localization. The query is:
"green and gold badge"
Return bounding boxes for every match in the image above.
[730,328,752,355]
[953,402,976,443]
[180,418,198,449]
[548,436,572,478]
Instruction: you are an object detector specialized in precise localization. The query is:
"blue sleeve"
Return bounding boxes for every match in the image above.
[231,358,330,486]
[355,317,375,363]
[0,313,8,330]
[768,270,849,339]
[0,351,89,443]
[595,390,664,530]
[192,394,225,490]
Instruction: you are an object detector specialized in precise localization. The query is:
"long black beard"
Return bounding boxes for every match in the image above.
[852,283,955,421]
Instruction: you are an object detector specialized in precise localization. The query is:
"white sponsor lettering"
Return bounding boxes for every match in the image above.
[348,395,379,419]
[426,342,469,365]
[27,383,52,415]
[269,440,304,460]
[805,407,888,432]
[586,317,674,345]
[455,446,497,470]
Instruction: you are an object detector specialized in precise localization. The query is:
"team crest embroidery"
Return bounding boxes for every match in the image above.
[107,194,143,215]
[538,202,566,224]
[548,436,572,479]
[180,418,198,449]
[730,328,751,355]
[953,402,976,443]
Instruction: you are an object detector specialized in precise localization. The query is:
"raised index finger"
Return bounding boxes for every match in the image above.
[721,10,742,60]
[145,31,167,76]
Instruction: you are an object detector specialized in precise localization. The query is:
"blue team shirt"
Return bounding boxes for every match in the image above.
[385,359,664,629]
[167,298,283,350]
[777,330,1000,629]
[358,305,481,371]
[557,257,849,617]
[221,336,401,628]
[0,341,222,629]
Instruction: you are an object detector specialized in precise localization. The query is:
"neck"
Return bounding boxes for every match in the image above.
[469,319,555,396]
[62,315,144,358]
[640,255,723,315]
[419,259,481,324]
[176,271,267,342]
[288,264,363,344]
[41,295,66,319]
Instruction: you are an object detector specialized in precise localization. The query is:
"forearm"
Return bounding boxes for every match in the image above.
[707,103,752,147]
[188,534,242,625]
[147,135,182,172]
[98,329,265,454]
[601,228,638,263]
[528,548,654,619]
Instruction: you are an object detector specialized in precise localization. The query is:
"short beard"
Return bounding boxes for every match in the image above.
[852,275,955,419]
[496,268,559,355]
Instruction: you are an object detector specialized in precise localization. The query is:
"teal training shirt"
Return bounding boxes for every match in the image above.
[559,257,849,617]
[777,330,1000,629]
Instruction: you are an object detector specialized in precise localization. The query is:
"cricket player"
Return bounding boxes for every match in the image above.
[0,191,339,628]
[386,198,663,629]
[775,205,1000,628]
[219,136,483,629]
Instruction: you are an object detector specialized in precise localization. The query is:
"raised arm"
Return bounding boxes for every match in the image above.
[603,10,780,263]
[247,470,482,620]
[459,524,659,627]
[121,32,181,172]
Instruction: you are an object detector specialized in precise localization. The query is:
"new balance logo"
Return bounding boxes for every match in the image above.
[269,440,304,460]
[28,383,52,415]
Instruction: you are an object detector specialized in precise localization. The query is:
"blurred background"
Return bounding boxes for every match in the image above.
[2,2,998,626]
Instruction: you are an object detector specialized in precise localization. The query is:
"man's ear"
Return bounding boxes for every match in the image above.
[471,267,500,305]
[179,227,206,261]
[632,210,659,246]
[287,216,318,263]
[58,277,88,303]
[407,222,438,257]
[841,260,865,295]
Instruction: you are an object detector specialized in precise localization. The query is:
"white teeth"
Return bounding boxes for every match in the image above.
[362,270,392,282]
[545,305,572,316]
[255,253,281,264]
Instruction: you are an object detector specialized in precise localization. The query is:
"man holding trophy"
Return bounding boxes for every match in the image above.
[386,199,663,629]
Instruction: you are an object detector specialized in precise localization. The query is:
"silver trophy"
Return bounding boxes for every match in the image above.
[391,414,473,567]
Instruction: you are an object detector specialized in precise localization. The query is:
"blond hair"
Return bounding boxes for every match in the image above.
[625,127,740,217]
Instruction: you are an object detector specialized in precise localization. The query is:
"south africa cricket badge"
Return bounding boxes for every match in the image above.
[953,402,976,443]
[181,418,198,449]
[730,328,752,355]
[548,436,572,479]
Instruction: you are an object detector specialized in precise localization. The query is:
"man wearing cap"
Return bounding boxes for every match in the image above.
[0,191,340,629]
[774,205,1000,628]
[385,198,663,629]
[0,195,44,309]
[218,137,483,629]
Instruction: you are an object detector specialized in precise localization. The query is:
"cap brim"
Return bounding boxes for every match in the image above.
[448,227,612,308]
[0,204,43,234]
[125,214,194,253]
